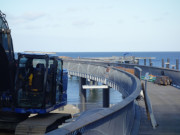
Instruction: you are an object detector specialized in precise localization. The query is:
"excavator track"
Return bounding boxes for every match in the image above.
[15,113,71,135]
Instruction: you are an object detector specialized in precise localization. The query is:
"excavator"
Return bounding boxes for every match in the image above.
[0,11,70,134]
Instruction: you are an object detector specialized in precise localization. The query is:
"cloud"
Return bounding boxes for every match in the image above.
[72,20,94,27]
[117,19,124,24]
[96,5,113,10]
[162,12,169,16]
[66,8,81,13]
[21,12,46,21]
[153,17,164,22]
[7,12,47,26]
[133,16,139,20]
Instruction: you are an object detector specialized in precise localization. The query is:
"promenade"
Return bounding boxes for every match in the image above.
[138,82,180,135]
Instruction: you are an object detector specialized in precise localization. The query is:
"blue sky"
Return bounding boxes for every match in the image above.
[1,0,180,52]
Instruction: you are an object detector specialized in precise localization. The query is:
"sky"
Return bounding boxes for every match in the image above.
[1,0,180,52]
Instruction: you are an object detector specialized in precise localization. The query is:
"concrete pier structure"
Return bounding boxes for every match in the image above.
[165,63,170,68]
[176,59,179,70]
[139,82,180,135]
[48,59,180,135]
[82,85,110,108]
[103,87,110,108]
[79,77,86,111]
[149,59,152,66]
[166,58,170,68]
[144,59,146,66]
[162,59,164,68]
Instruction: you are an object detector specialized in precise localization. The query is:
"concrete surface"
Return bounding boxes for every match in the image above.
[138,82,180,135]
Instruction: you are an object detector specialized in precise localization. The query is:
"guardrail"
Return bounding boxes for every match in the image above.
[47,60,141,135]
[67,59,180,87]
[112,63,180,87]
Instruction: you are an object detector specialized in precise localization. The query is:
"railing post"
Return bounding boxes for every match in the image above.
[144,59,146,66]
[150,62,153,66]
[166,58,170,68]
[166,63,170,68]
[79,77,86,111]
[172,65,175,69]
[162,59,164,68]
[103,87,110,108]
[176,59,179,70]
[149,59,152,66]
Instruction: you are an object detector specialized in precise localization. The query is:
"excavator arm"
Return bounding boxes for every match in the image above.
[0,11,15,105]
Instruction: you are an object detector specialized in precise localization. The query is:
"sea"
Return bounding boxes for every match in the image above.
[56,52,180,67]
[55,52,180,105]
[16,52,180,106]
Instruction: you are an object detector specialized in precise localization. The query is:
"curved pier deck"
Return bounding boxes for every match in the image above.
[47,60,180,135]
[139,82,180,135]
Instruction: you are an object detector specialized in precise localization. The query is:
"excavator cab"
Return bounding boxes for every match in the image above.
[15,53,67,113]
[0,11,67,114]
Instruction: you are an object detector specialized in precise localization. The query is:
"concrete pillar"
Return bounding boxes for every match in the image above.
[133,56,135,63]
[79,77,86,111]
[176,59,179,70]
[144,59,146,66]
[150,62,153,66]
[172,65,175,69]
[149,59,152,66]
[166,63,170,68]
[162,59,164,68]
[103,87,110,108]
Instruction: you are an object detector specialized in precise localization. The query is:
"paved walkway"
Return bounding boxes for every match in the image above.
[138,82,180,135]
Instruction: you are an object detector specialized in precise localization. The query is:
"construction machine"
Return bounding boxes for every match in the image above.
[0,11,70,134]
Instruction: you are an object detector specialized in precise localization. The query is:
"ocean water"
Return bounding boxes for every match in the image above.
[59,52,180,105]
[67,76,122,105]
[56,52,180,68]
[15,52,180,105]
[15,52,180,68]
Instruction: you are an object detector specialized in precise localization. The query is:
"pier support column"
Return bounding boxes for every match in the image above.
[166,63,170,68]
[172,65,175,69]
[103,87,110,108]
[150,62,153,66]
[79,77,86,111]
[144,59,146,66]
[149,59,152,66]
[176,59,179,70]
[166,58,170,68]
[162,59,164,68]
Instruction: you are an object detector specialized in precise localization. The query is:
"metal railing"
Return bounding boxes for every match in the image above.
[47,60,141,135]
[110,63,180,87]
